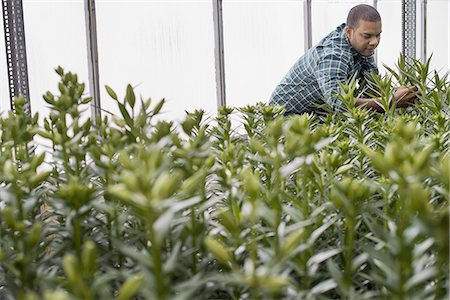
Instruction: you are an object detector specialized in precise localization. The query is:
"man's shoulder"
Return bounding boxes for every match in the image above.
[316,23,352,58]
[316,45,352,62]
[317,23,346,45]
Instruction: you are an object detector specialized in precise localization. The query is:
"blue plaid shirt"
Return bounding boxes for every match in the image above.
[269,23,378,115]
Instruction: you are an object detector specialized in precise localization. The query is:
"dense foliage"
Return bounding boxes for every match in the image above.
[0,57,449,299]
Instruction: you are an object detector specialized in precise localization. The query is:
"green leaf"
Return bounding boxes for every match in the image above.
[112,115,126,127]
[335,164,353,176]
[163,241,182,273]
[308,216,337,245]
[153,197,201,244]
[307,248,341,268]
[404,267,436,290]
[327,260,343,289]
[112,239,152,269]
[351,253,369,272]
[81,97,93,105]
[117,102,133,128]
[55,66,64,76]
[310,279,337,295]
[35,129,52,139]
[105,85,118,100]
[363,245,396,278]
[152,98,165,115]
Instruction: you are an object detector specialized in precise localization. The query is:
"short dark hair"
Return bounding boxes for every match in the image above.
[346,4,381,29]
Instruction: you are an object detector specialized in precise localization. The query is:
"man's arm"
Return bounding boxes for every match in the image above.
[355,86,419,112]
[315,52,351,111]
[355,98,384,112]
[392,86,419,107]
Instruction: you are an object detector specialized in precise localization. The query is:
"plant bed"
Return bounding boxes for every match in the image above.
[0,58,449,299]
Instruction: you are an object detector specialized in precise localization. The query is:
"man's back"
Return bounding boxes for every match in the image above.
[269,24,377,115]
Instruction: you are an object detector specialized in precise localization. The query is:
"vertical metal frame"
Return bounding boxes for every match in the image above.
[212,0,226,108]
[303,0,312,52]
[401,0,417,61]
[420,0,427,63]
[2,0,31,115]
[85,0,101,120]
[372,0,378,64]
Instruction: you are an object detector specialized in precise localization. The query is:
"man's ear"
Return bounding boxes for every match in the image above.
[345,26,353,40]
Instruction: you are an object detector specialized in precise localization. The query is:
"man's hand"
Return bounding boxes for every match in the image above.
[355,86,420,113]
[393,86,419,108]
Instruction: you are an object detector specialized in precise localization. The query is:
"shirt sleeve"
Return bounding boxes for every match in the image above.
[315,51,351,111]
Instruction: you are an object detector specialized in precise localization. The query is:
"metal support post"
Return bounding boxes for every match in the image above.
[372,0,378,64]
[401,0,416,62]
[303,0,312,52]
[420,0,427,63]
[85,0,101,121]
[2,0,30,114]
[212,0,226,108]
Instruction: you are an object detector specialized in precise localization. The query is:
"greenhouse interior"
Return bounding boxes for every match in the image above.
[0,0,449,299]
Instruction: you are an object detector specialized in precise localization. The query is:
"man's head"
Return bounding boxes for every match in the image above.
[345,4,382,57]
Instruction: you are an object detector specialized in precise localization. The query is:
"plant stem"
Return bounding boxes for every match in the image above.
[148,223,167,300]
[73,210,82,261]
[343,217,355,296]
[191,208,197,274]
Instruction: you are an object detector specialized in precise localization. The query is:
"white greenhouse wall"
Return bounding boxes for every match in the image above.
[426,0,450,74]
[0,0,449,121]
[222,1,305,108]
[23,0,90,120]
[95,0,217,122]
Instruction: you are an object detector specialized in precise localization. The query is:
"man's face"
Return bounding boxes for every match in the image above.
[346,20,382,57]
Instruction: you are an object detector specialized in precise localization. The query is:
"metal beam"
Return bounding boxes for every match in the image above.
[85,0,101,121]
[212,0,226,108]
[401,0,416,61]
[372,0,378,64]
[2,0,30,115]
[303,0,312,51]
[420,0,427,63]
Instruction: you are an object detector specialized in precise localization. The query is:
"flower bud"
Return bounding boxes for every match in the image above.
[118,274,144,300]
[82,241,98,277]
[204,236,233,267]
[26,222,42,248]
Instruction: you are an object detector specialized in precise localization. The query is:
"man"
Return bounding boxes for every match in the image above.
[269,4,418,115]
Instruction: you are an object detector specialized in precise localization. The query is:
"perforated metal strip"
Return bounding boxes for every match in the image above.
[402,0,416,61]
[2,0,30,114]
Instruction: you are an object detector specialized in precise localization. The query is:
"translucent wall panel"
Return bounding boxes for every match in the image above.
[426,0,450,73]
[95,0,216,122]
[311,0,372,45]
[23,0,89,119]
[222,0,305,108]
[376,0,403,74]
[1,0,449,120]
